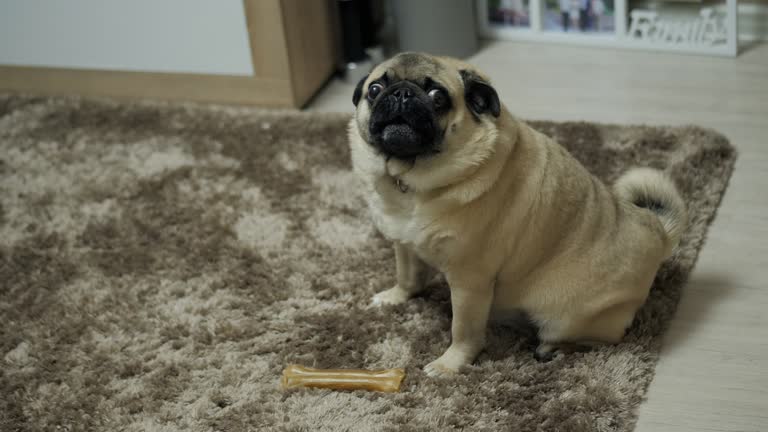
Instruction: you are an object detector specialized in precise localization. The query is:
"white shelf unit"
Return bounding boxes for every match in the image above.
[477,0,739,56]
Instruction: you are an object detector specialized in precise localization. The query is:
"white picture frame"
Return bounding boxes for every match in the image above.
[476,0,738,56]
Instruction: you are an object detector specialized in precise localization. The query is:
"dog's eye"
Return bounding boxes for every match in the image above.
[428,88,447,108]
[368,83,383,101]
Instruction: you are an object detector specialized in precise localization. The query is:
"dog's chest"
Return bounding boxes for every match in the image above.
[367,180,420,241]
[366,176,455,264]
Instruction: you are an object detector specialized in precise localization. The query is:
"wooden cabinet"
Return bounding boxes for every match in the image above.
[0,0,338,107]
[243,0,338,106]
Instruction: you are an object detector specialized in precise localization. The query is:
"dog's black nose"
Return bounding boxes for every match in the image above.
[391,87,413,103]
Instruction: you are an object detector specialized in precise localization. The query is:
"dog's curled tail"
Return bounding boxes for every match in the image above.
[613,168,688,256]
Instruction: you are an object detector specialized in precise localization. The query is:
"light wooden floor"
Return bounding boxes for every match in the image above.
[307,41,768,431]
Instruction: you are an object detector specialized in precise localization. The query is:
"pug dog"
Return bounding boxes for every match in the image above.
[348,52,687,376]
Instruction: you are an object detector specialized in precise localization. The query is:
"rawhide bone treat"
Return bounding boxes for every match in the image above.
[281,364,406,392]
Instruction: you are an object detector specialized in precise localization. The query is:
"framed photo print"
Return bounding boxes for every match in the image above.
[476,0,738,56]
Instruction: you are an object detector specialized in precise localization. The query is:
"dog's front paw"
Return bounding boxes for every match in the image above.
[424,359,459,377]
[423,348,470,377]
[371,286,411,306]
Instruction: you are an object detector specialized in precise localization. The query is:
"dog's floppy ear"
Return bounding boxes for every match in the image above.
[460,70,500,118]
[352,74,370,107]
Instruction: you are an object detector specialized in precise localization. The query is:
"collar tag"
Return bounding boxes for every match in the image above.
[395,178,409,193]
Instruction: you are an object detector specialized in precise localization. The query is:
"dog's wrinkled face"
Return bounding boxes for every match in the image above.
[352,52,501,162]
[365,74,445,160]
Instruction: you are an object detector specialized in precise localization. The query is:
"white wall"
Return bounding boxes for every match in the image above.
[0,0,254,75]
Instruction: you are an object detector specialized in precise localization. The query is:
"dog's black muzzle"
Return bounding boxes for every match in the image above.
[368,81,438,160]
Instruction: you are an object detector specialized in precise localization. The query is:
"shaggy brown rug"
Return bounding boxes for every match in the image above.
[0,94,735,432]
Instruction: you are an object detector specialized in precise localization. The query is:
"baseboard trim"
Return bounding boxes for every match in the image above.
[0,65,295,107]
